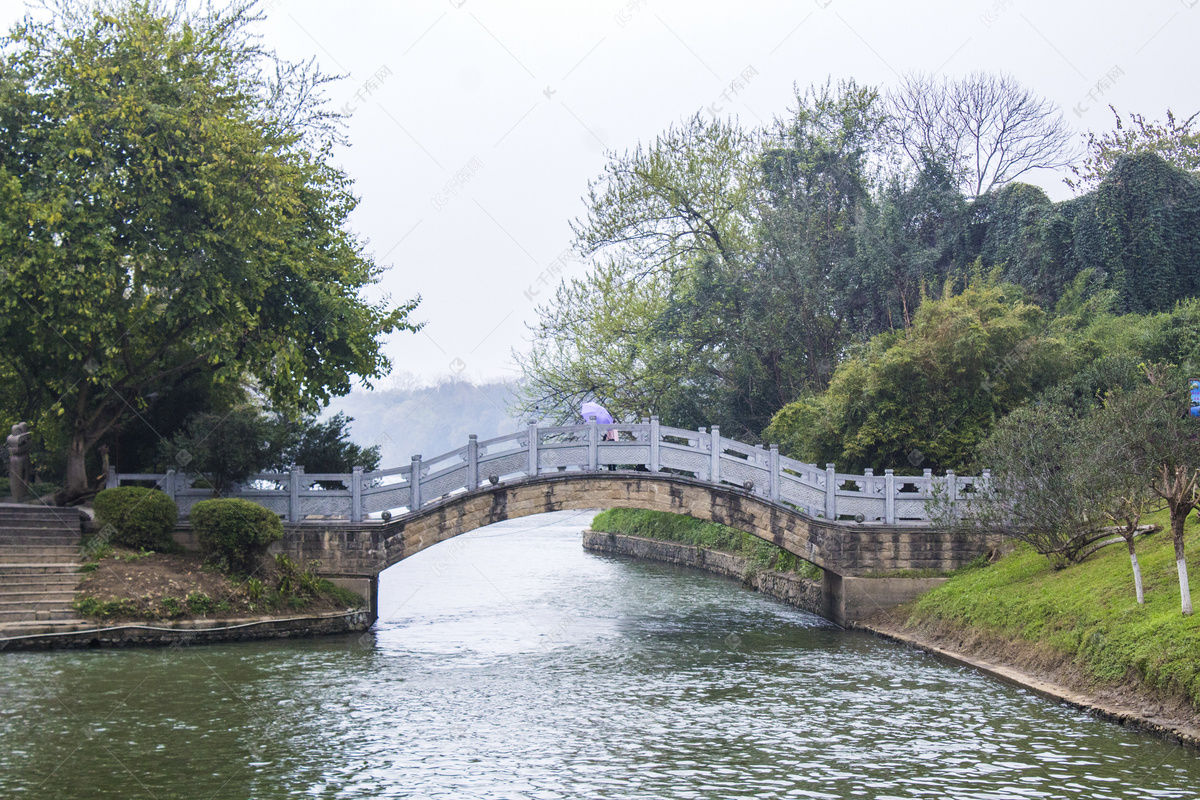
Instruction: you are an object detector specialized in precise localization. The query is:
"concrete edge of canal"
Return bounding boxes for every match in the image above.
[854,621,1200,752]
[581,528,1200,752]
[0,609,372,652]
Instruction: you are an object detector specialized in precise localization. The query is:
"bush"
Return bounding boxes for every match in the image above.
[92,487,179,550]
[191,498,284,573]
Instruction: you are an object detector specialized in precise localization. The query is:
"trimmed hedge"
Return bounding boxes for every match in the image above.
[191,498,284,573]
[92,487,179,550]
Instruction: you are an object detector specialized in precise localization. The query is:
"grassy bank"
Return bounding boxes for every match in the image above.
[591,508,823,580]
[907,507,1200,709]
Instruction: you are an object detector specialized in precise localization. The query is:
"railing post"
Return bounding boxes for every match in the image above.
[411,455,422,510]
[769,445,780,502]
[649,416,660,473]
[946,469,957,519]
[884,469,896,524]
[825,463,837,519]
[588,420,598,471]
[106,466,118,490]
[467,435,479,490]
[528,420,539,478]
[351,466,363,523]
[162,469,176,504]
[289,466,301,523]
[710,425,721,485]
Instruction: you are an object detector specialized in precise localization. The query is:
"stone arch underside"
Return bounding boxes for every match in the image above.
[374,473,994,578]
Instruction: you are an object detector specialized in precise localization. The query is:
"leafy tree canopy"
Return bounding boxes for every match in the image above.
[0,0,418,498]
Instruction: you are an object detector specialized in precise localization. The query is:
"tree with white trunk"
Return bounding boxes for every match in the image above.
[1102,372,1200,616]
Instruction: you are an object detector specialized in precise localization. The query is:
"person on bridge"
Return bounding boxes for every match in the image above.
[581,401,618,470]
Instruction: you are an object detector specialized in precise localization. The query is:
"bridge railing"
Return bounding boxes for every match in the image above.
[108,417,986,526]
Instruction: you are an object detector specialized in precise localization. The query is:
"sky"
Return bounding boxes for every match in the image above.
[4,0,1198,391]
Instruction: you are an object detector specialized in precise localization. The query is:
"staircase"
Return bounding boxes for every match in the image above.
[0,504,83,627]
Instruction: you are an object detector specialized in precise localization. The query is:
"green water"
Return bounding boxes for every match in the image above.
[1,510,1196,799]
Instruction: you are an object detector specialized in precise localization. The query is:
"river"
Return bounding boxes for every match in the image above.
[1,509,1196,799]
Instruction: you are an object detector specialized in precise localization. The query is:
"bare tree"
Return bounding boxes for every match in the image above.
[886,71,1077,198]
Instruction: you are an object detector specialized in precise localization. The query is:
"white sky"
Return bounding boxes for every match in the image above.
[4,0,1199,390]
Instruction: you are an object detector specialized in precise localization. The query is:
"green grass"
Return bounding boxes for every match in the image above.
[591,507,823,580]
[910,507,1200,707]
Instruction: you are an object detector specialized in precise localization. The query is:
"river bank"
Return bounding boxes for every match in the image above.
[584,525,1200,750]
[0,609,372,651]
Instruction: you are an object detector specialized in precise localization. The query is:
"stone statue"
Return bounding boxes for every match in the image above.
[7,422,32,503]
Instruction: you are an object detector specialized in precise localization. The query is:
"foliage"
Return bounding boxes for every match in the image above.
[92,486,179,550]
[283,412,380,486]
[885,71,1076,198]
[516,113,757,425]
[0,0,418,498]
[190,498,284,573]
[185,592,215,616]
[766,276,1072,473]
[1098,374,1200,615]
[1067,106,1200,192]
[954,403,1107,567]
[909,507,1200,707]
[160,406,289,495]
[1063,153,1200,314]
[273,553,361,607]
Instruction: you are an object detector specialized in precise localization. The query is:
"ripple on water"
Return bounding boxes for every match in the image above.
[0,511,1196,799]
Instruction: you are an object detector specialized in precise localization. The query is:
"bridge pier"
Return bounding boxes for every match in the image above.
[820,569,949,627]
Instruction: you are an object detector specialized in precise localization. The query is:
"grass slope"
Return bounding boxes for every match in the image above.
[591,507,823,579]
[910,508,1200,708]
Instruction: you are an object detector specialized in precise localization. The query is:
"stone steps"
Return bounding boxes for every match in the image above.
[0,549,82,564]
[0,608,78,623]
[0,563,83,576]
[0,504,83,626]
[0,573,79,588]
[0,590,76,604]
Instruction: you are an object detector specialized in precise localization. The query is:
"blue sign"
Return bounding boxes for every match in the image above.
[1191,379,1200,417]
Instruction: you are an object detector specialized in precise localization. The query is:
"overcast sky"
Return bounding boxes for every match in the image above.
[5,0,1199,391]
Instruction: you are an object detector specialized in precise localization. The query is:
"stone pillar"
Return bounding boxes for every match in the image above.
[410,455,423,510]
[467,435,479,490]
[289,466,301,523]
[527,420,539,478]
[825,464,837,519]
[351,466,363,523]
[710,425,721,485]
[588,421,598,471]
[769,445,780,502]
[884,469,896,524]
[649,416,660,473]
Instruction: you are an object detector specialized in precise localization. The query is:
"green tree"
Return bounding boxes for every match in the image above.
[1067,106,1200,192]
[0,1,417,500]
[1101,372,1200,616]
[160,406,289,496]
[516,114,757,423]
[765,276,1072,473]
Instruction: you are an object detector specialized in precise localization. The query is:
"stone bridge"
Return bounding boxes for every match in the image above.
[118,419,997,626]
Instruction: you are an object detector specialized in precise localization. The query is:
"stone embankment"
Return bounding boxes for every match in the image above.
[0,609,372,651]
[581,529,825,617]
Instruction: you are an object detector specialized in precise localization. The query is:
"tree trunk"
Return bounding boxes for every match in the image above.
[1127,538,1144,605]
[1171,510,1193,616]
[63,433,91,502]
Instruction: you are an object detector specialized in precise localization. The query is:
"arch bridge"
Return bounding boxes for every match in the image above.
[114,419,998,626]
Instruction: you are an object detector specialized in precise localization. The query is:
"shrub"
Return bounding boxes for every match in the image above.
[185,592,214,615]
[92,487,179,550]
[191,499,284,573]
